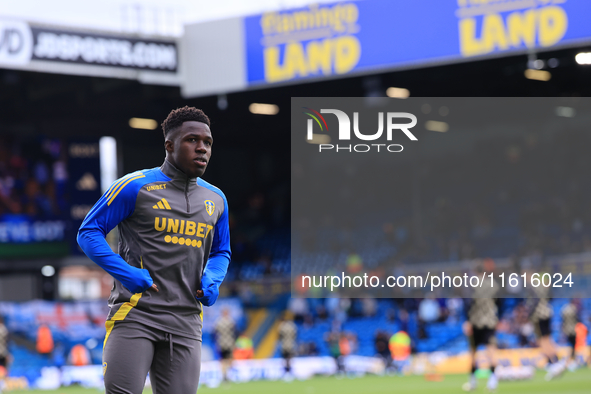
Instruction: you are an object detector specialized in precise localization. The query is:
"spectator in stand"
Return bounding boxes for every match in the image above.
[325,298,340,318]
[36,324,54,357]
[346,252,363,274]
[0,164,20,215]
[419,296,440,323]
[298,341,318,357]
[315,302,328,321]
[418,296,440,339]
[0,364,6,393]
[68,343,90,366]
[575,321,589,367]
[325,331,344,375]
[336,298,351,324]
[362,298,377,317]
[345,332,359,355]
[288,298,309,324]
[513,304,535,347]
[437,298,449,322]
[340,332,356,358]
[389,331,411,373]
[374,330,391,370]
[397,309,409,332]
[22,179,53,217]
[233,336,254,360]
[446,298,464,324]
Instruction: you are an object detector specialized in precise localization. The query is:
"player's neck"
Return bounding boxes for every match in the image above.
[162,159,197,182]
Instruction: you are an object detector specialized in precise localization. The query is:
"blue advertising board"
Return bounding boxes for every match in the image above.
[245,0,591,86]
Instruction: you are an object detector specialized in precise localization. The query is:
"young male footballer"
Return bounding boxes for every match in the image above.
[78,106,231,394]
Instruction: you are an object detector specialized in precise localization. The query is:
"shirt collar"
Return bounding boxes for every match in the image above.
[160,159,197,183]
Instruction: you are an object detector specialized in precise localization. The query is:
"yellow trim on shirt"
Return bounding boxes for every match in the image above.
[103,292,143,348]
[107,175,145,206]
[105,172,140,200]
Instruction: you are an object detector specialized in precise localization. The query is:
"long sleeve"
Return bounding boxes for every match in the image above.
[198,192,231,306]
[77,173,153,293]
[203,195,231,286]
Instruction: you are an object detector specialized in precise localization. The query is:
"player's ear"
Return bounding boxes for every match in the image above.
[165,139,174,153]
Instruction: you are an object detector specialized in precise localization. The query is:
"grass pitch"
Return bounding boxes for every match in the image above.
[16,368,591,394]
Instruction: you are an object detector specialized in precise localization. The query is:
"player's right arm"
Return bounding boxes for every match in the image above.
[77,174,154,294]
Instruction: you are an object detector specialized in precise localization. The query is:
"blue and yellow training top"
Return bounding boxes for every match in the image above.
[77,159,231,341]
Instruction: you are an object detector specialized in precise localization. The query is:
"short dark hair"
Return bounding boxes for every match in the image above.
[161,106,210,138]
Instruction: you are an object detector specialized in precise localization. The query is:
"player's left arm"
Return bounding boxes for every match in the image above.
[197,195,231,306]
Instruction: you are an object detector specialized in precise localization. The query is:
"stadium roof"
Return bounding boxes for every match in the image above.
[0,0,335,37]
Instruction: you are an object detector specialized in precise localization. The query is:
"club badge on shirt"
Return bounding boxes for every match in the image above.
[205,200,215,216]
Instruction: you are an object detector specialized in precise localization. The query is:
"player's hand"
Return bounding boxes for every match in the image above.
[196,275,219,306]
[122,267,155,293]
[196,289,204,298]
[149,283,159,292]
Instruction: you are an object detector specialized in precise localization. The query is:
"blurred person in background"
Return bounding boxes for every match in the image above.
[36,324,54,357]
[335,331,357,375]
[325,298,340,320]
[524,272,565,380]
[233,336,254,360]
[361,298,377,317]
[214,308,236,381]
[22,179,52,217]
[446,297,464,324]
[78,107,231,394]
[389,331,411,374]
[68,343,90,366]
[278,312,297,380]
[374,330,391,371]
[561,299,580,370]
[575,321,589,367]
[325,331,345,375]
[288,297,309,324]
[418,295,440,324]
[0,317,8,372]
[462,268,499,392]
[418,295,440,339]
[513,303,536,347]
[0,137,68,217]
[0,365,5,394]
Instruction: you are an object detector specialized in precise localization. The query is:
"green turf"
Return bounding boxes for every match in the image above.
[13,368,591,394]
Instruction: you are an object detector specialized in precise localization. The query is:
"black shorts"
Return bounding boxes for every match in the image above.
[281,349,295,359]
[536,318,551,337]
[470,327,495,350]
[220,349,233,360]
[0,356,6,367]
[567,334,576,349]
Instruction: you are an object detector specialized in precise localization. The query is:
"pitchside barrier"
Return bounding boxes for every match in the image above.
[24,347,590,390]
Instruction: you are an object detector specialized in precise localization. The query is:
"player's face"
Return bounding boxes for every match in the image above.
[167,121,212,178]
